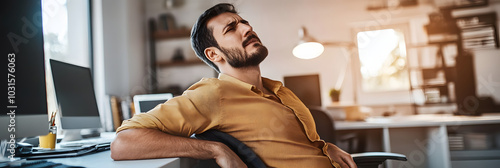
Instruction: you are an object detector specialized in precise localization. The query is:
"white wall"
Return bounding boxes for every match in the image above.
[92,0,147,131]
[99,0,500,106]
[98,0,147,97]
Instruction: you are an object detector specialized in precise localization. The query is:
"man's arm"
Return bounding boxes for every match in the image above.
[111,128,246,168]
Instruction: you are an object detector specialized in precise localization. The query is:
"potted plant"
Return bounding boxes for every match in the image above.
[329,88,341,102]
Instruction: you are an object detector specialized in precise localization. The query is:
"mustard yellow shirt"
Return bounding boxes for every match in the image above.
[117,74,335,168]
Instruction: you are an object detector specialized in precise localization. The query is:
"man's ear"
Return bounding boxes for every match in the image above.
[204,47,223,63]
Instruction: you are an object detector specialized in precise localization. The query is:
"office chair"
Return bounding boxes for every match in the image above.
[195,130,267,168]
[308,107,407,168]
[196,129,406,168]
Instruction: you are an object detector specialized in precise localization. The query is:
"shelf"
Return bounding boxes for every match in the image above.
[409,67,454,70]
[157,60,204,68]
[423,83,448,88]
[415,102,456,106]
[153,29,191,40]
[409,40,458,114]
[420,67,455,71]
[411,83,450,89]
[427,40,459,45]
[438,0,488,10]
[450,149,500,160]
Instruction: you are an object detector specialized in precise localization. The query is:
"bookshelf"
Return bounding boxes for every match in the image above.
[409,4,499,114]
[408,42,458,113]
[147,19,208,93]
[455,13,499,50]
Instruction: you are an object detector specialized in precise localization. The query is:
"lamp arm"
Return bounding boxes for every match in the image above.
[334,48,349,90]
[322,42,355,48]
[322,42,355,90]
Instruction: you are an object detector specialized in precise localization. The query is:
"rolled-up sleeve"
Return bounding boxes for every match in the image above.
[116,78,222,137]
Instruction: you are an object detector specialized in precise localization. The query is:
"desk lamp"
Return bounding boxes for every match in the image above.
[292,26,354,59]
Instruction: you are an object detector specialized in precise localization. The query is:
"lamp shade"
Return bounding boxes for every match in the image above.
[293,42,324,59]
[293,26,325,59]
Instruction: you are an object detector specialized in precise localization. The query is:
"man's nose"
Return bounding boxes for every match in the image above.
[239,23,253,37]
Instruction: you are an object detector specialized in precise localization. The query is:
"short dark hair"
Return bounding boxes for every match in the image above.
[191,3,237,73]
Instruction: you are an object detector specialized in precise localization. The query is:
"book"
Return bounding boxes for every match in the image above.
[110,96,123,131]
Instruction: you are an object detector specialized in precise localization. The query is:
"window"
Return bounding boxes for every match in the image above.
[42,0,92,114]
[356,28,409,92]
[42,0,90,67]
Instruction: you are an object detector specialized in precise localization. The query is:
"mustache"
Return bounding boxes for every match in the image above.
[242,34,260,47]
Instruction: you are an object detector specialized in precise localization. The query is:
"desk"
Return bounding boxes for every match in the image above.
[47,132,181,168]
[333,113,500,168]
[336,113,500,130]
[48,150,180,168]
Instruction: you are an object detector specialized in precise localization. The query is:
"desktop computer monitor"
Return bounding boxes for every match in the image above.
[284,74,322,107]
[50,59,102,141]
[0,0,50,142]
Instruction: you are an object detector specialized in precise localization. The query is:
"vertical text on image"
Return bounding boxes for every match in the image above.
[6,53,17,159]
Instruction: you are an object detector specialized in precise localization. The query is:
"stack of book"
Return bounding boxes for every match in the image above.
[456,13,498,50]
[448,134,465,151]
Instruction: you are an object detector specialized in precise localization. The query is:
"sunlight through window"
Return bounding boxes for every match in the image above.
[357,29,409,92]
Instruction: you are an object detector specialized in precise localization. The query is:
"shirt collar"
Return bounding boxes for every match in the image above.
[262,77,283,94]
[218,73,283,94]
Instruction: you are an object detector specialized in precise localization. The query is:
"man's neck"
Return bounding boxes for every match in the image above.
[222,66,265,91]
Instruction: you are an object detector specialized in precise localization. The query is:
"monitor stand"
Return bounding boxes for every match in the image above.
[60,129,101,142]
[60,130,83,142]
[0,157,10,162]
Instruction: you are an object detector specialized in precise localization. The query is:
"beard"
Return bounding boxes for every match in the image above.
[219,42,268,68]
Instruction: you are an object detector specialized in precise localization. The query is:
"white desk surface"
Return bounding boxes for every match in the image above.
[335,113,500,130]
[47,150,180,168]
[47,132,180,168]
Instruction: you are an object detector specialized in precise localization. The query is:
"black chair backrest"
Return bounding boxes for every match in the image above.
[195,130,267,168]
[309,108,336,143]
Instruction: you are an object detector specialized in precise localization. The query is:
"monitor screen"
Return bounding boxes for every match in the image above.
[139,100,168,112]
[133,93,173,114]
[0,0,49,140]
[284,74,322,107]
[50,59,101,130]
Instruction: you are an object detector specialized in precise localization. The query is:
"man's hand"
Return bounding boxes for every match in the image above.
[326,142,357,168]
[210,142,247,168]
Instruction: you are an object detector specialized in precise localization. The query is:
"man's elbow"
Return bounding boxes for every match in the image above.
[110,132,129,160]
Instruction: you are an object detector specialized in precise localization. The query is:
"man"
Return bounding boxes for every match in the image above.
[111,3,356,168]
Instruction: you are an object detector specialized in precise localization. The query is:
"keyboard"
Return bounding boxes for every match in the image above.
[0,160,84,168]
[18,143,110,160]
[58,136,114,148]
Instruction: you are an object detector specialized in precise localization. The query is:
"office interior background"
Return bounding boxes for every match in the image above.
[80,0,500,121]
[39,0,500,167]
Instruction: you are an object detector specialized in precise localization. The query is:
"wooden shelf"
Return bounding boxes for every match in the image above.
[416,102,456,107]
[153,29,191,40]
[438,0,488,10]
[411,84,448,89]
[157,60,204,68]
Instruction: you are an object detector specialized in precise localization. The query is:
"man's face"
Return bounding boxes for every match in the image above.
[207,12,268,68]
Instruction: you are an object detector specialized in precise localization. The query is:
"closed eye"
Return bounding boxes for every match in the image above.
[223,22,237,34]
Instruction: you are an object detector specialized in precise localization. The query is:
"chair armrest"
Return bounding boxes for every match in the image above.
[352,152,407,167]
[195,130,267,168]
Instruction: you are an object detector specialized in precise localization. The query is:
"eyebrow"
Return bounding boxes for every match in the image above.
[222,19,249,34]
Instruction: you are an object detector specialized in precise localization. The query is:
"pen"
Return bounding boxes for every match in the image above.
[49,111,56,126]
